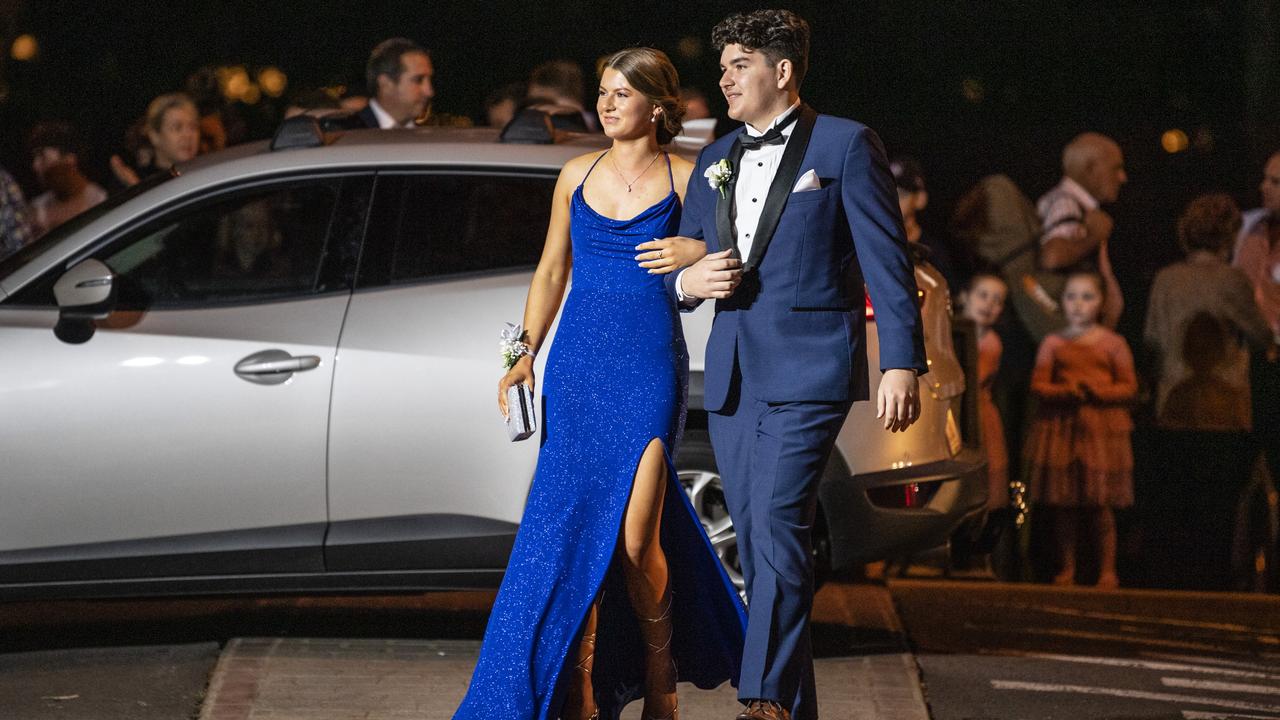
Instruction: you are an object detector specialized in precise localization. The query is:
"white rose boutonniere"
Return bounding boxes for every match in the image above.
[704,159,733,199]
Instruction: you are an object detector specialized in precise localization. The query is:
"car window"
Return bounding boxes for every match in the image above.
[357,172,554,288]
[7,180,343,309]
[0,171,171,281]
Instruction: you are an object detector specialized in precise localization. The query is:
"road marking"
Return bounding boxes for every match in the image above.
[1145,653,1280,673]
[1017,604,1278,641]
[989,680,1280,714]
[1163,678,1280,696]
[1020,653,1280,682]
[1009,626,1243,654]
[1177,707,1280,712]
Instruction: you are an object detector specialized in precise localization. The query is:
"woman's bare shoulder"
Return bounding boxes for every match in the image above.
[668,153,695,194]
[562,150,606,176]
[668,153,695,178]
[554,151,606,192]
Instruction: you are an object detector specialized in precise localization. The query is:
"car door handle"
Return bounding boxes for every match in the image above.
[234,349,321,385]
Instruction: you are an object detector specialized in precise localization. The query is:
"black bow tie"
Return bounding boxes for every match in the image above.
[740,109,799,151]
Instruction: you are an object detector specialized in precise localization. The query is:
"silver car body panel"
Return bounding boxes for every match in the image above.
[328,273,555,527]
[0,296,343,552]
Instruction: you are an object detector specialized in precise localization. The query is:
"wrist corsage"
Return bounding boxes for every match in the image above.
[500,322,534,370]
[499,322,537,441]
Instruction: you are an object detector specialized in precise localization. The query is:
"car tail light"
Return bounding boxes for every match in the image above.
[866,480,944,509]
[945,407,963,456]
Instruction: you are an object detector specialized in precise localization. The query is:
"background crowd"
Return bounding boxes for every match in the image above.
[1,32,1279,592]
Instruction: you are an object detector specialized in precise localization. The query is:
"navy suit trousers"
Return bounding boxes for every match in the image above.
[708,358,851,720]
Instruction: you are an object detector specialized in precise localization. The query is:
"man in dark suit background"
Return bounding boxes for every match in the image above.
[664,9,927,720]
[358,38,435,130]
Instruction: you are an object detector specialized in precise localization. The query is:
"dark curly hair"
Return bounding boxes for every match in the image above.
[1177,193,1241,255]
[598,48,685,145]
[711,9,810,87]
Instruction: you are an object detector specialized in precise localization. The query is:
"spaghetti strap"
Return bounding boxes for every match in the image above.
[665,152,674,191]
[581,150,609,186]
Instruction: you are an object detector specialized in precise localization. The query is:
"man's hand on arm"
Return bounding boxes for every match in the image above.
[877,368,920,433]
[677,249,743,300]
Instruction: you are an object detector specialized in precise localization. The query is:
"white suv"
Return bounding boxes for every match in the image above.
[0,118,986,600]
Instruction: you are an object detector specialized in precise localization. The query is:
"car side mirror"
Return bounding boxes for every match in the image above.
[54,259,116,319]
[52,259,116,344]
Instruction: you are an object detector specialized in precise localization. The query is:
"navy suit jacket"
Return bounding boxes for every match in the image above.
[357,106,381,129]
[673,109,927,412]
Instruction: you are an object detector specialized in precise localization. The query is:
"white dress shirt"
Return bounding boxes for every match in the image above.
[677,101,801,302]
[368,99,416,129]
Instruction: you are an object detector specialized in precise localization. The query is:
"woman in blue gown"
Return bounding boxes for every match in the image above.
[453,48,746,720]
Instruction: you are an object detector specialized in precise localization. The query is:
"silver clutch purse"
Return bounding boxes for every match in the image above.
[505,383,537,442]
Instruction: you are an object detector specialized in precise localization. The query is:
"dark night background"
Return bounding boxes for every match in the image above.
[2,1,1279,344]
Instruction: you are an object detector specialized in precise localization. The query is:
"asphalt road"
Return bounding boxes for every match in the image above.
[890,579,1280,720]
[1,581,1277,719]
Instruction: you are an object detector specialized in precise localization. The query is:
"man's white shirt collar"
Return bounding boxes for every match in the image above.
[369,99,414,129]
[743,100,802,139]
[1059,176,1100,212]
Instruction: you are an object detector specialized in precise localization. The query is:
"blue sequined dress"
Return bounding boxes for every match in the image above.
[454,153,746,720]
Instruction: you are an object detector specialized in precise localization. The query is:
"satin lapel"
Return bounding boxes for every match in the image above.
[716,136,746,257]
[743,105,818,272]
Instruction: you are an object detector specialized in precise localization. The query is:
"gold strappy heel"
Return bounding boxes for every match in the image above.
[565,590,602,720]
[639,590,678,720]
[573,632,598,720]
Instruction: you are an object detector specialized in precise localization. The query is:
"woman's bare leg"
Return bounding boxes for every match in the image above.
[620,438,678,719]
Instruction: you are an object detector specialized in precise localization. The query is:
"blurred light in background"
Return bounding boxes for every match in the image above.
[10,34,38,62]
[961,77,985,104]
[677,36,702,59]
[219,65,251,101]
[1161,128,1190,153]
[217,65,265,104]
[258,67,288,98]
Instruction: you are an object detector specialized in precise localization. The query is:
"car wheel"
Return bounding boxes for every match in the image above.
[676,430,833,603]
[676,431,744,601]
[1230,454,1279,593]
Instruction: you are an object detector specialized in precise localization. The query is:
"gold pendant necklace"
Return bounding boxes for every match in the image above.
[610,150,661,192]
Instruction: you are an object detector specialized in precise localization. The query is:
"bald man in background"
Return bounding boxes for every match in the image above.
[1034,132,1128,328]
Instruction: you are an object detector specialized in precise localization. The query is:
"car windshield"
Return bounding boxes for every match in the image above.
[0,170,172,281]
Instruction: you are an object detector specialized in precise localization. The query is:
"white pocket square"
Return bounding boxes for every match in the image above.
[792,169,821,192]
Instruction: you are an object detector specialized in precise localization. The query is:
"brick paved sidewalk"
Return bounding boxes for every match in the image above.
[198,585,930,720]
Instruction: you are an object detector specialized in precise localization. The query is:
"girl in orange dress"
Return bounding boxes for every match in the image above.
[960,273,1011,511]
[1025,271,1137,588]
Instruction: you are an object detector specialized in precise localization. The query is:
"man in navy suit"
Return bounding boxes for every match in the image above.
[664,10,927,720]
[357,38,435,130]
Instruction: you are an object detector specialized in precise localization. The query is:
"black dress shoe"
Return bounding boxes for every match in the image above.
[735,699,791,720]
